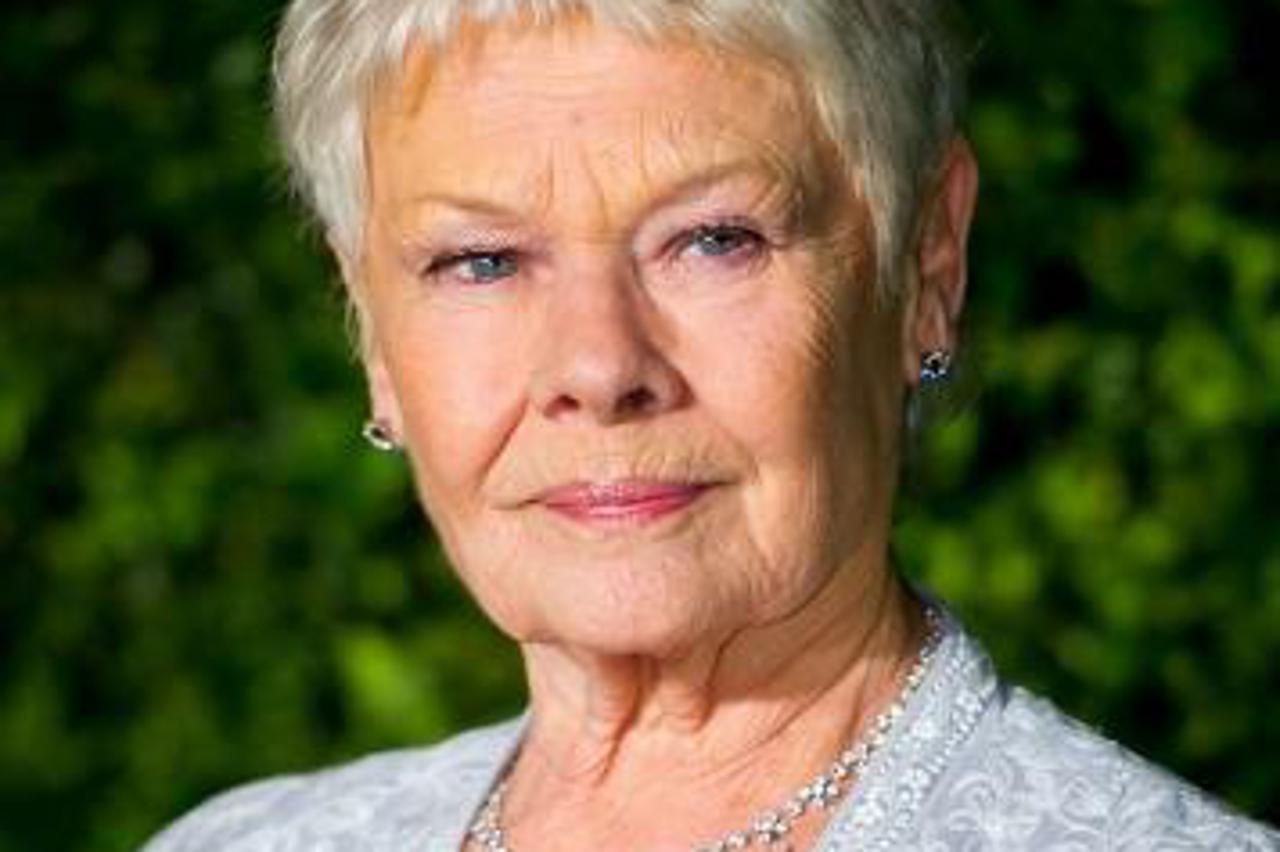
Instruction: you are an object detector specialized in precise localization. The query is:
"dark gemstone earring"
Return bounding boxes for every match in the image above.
[361,418,400,452]
[920,350,952,384]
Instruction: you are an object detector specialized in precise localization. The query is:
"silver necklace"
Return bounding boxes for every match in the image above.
[468,607,942,852]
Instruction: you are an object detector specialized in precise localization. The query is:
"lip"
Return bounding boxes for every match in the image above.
[536,479,715,525]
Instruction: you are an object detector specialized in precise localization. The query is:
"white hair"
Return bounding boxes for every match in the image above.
[272,0,968,300]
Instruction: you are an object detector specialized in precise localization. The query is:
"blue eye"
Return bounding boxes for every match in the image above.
[427,249,519,284]
[684,225,763,259]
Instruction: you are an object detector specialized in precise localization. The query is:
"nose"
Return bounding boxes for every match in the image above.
[531,262,687,425]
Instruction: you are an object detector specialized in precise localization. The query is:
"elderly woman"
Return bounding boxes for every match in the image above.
[146,0,1275,849]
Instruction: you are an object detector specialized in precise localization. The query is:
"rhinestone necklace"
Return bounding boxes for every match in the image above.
[468,607,942,852]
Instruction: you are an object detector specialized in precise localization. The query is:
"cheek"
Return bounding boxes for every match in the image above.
[686,259,847,461]
[686,255,896,553]
[381,305,528,514]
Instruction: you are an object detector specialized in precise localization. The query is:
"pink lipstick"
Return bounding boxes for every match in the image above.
[538,480,712,524]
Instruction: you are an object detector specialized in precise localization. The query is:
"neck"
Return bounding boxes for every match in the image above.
[503,559,925,847]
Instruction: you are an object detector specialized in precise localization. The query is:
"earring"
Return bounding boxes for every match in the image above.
[361,418,400,452]
[920,349,952,384]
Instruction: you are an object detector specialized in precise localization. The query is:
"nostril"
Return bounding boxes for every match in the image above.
[542,384,659,422]
[545,393,582,419]
[618,386,656,415]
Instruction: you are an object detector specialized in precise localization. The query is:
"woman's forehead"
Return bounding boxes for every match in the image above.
[386,10,788,111]
[366,17,840,227]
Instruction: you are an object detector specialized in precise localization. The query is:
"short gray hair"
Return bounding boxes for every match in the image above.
[272,0,968,300]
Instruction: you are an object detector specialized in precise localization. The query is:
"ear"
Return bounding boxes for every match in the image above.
[901,137,979,386]
[328,232,406,445]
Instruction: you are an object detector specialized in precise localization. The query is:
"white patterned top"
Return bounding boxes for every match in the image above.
[143,608,1278,851]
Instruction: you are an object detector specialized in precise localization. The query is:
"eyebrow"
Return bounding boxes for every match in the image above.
[404,159,801,223]
[403,191,522,220]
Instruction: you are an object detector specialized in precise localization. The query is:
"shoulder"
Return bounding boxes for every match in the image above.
[141,717,522,852]
[919,684,1278,850]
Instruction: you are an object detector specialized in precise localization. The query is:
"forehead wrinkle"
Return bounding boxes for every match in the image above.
[522,140,559,226]
[649,85,820,201]
[560,131,620,245]
[374,22,860,252]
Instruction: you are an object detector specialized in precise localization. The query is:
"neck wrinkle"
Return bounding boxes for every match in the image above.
[515,558,923,793]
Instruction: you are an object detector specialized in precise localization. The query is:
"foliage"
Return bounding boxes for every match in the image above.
[0,1,1275,849]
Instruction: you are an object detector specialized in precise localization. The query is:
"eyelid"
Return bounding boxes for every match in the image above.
[635,171,799,247]
[412,232,536,286]
[401,220,529,268]
[665,218,767,258]
[423,246,515,275]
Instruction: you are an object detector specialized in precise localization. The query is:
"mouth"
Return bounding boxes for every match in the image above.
[535,479,718,525]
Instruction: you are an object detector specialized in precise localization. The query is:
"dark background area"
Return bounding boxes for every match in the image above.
[1,1,1277,849]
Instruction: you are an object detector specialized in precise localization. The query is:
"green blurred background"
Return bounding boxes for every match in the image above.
[1,1,1277,849]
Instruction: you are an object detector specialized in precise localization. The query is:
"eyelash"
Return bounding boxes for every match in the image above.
[421,247,521,285]
[419,220,768,286]
[673,221,767,264]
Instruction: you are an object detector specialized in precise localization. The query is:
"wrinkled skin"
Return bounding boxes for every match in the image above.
[349,15,976,849]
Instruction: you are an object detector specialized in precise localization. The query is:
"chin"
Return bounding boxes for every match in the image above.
[503,554,737,659]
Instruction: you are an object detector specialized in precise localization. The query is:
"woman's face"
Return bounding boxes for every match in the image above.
[359,19,909,656]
